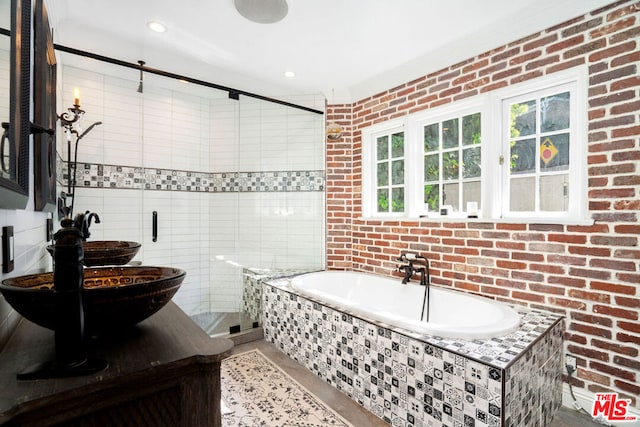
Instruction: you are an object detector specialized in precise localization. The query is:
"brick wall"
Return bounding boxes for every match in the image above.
[326,0,639,407]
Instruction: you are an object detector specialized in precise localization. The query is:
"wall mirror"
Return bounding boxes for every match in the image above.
[33,0,56,211]
[0,0,30,209]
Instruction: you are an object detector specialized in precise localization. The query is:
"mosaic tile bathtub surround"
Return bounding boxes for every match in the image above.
[242,268,318,323]
[60,161,325,193]
[262,279,564,427]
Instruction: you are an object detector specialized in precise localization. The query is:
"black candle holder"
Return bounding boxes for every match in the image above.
[56,103,102,219]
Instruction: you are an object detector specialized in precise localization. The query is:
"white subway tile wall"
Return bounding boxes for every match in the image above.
[60,63,326,318]
[0,210,52,347]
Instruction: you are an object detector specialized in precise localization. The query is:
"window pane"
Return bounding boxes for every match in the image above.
[510,138,536,174]
[443,151,459,180]
[391,188,404,212]
[462,113,481,146]
[510,100,536,138]
[540,134,569,172]
[443,183,460,211]
[510,176,535,211]
[424,154,439,182]
[541,92,570,132]
[540,174,569,211]
[391,132,404,158]
[392,160,404,185]
[377,163,388,186]
[442,118,459,149]
[463,146,481,178]
[424,184,440,212]
[424,123,439,152]
[377,188,389,212]
[463,180,481,211]
[377,136,388,160]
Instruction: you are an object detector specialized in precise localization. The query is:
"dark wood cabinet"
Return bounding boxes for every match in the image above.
[0,302,233,426]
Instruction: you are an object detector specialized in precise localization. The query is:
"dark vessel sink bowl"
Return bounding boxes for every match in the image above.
[47,241,141,266]
[0,266,186,333]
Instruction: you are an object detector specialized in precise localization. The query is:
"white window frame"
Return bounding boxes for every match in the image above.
[410,98,488,218]
[361,67,590,224]
[485,67,589,221]
[362,118,407,218]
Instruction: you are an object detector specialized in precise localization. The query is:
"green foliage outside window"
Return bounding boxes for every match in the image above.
[423,112,481,212]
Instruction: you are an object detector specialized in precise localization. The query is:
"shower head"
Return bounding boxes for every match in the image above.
[77,121,102,141]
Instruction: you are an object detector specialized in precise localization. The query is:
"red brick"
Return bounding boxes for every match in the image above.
[617,272,640,284]
[578,368,611,386]
[590,361,636,382]
[565,38,607,59]
[594,340,638,358]
[590,16,637,38]
[615,296,640,309]
[571,312,613,327]
[613,356,640,371]
[529,282,564,295]
[594,304,638,320]
[562,17,603,37]
[616,332,640,346]
[565,333,588,345]
[618,321,640,334]
[567,344,609,362]
[612,125,640,138]
[548,276,586,288]
[610,75,640,92]
[549,297,587,310]
[590,258,637,271]
[590,281,636,295]
[512,290,545,303]
[568,267,610,280]
[613,381,639,404]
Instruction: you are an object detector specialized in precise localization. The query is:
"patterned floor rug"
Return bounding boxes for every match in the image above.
[221,349,353,426]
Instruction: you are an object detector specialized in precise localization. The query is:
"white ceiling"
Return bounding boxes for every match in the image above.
[44,0,612,104]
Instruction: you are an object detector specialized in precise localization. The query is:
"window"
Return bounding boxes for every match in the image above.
[362,68,587,223]
[375,131,405,213]
[504,88,573,215]
[423,112,481,214]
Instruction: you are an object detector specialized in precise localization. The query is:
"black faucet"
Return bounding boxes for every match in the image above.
[396,252,428,285]
[396,252,431,321]
[18,218,108,379]
[73,211,101,241]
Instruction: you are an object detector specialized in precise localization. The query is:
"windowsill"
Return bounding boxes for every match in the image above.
[358,216,595,226]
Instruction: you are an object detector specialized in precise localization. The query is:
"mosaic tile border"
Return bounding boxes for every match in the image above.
[262,279,564,427]
[60,161,325,193]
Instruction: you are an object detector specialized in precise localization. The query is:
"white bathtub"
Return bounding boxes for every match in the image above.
[290,271,521,339]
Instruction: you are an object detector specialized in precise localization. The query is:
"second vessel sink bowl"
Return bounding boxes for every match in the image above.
[46,241,141,266]
[0,266,186,333]
[82,240,141,266]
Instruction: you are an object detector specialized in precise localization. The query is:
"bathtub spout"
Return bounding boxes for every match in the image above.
[397,265,413,284]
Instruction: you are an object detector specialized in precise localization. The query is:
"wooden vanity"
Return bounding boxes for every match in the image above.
[0,302,233,426]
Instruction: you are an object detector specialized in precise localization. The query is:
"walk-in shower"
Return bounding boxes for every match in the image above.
[56,51,326,337]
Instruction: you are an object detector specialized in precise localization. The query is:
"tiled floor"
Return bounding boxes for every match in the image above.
[230,339,604,427]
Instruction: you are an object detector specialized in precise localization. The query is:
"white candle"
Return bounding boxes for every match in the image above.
[73,88,80,107]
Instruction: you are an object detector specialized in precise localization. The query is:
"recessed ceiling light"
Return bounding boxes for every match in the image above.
[147,21,167,33]
[284,71,295,78]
